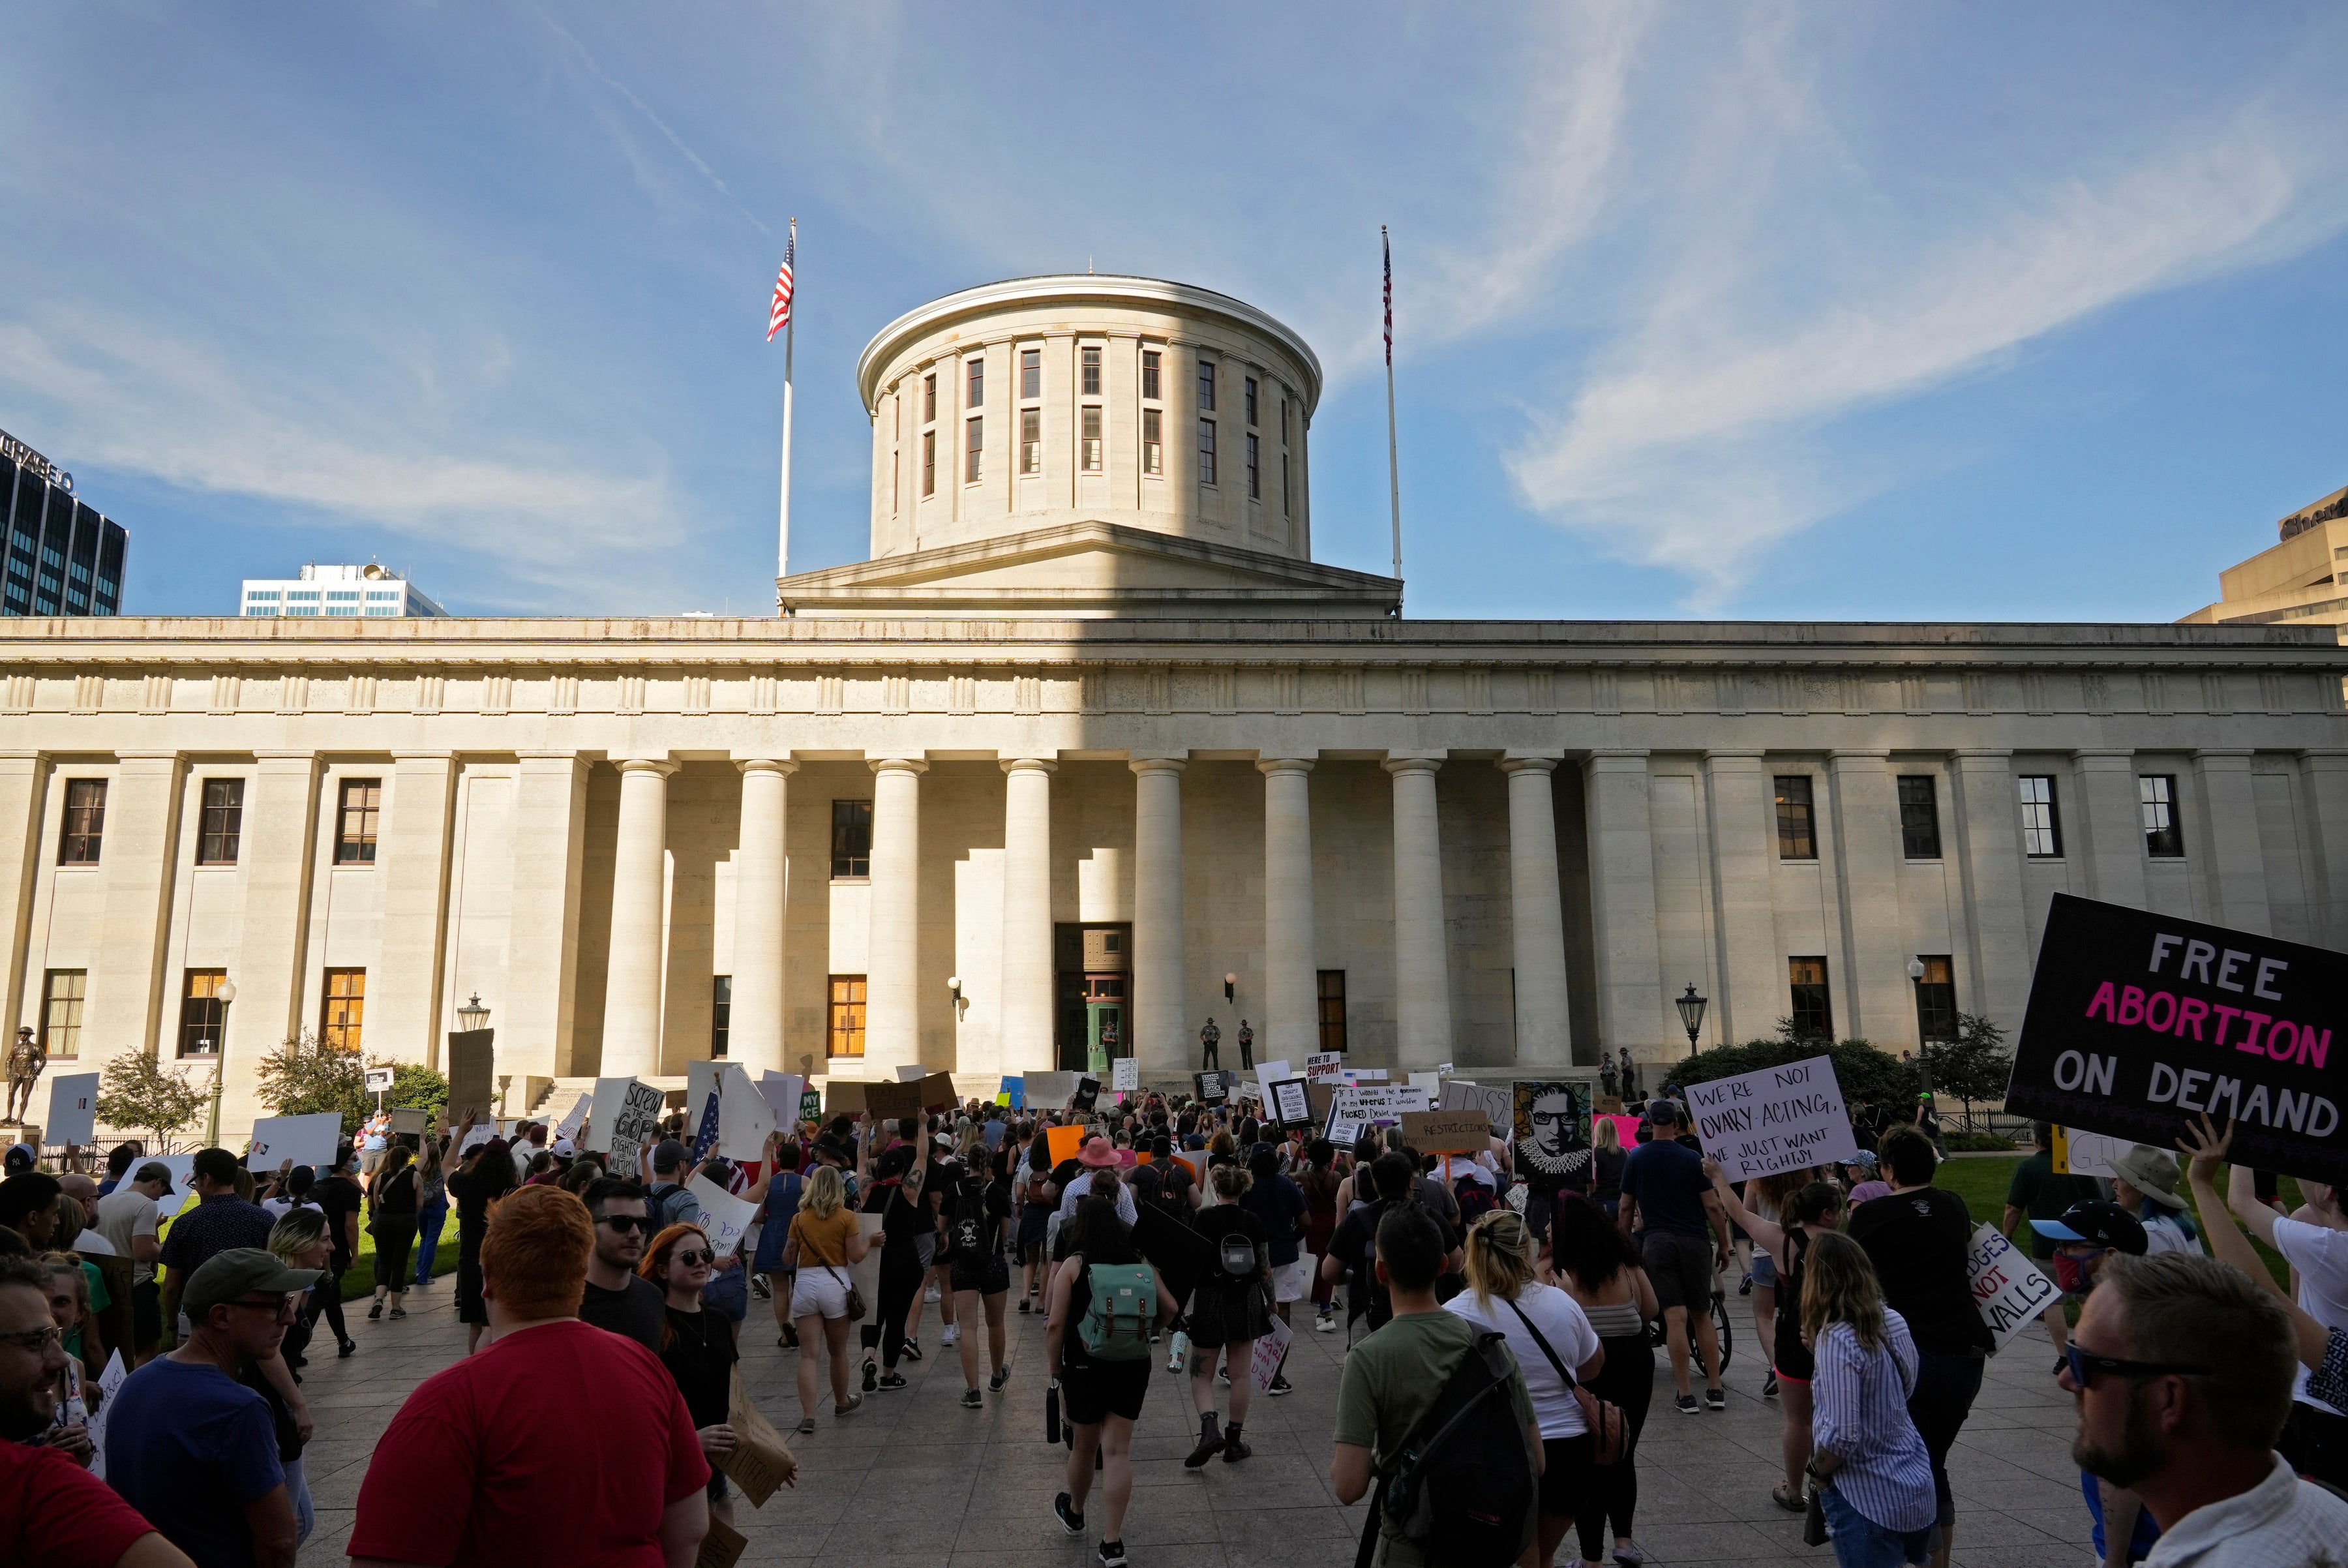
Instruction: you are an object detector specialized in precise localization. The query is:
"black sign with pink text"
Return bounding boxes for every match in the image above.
[2005,894,2347,1186]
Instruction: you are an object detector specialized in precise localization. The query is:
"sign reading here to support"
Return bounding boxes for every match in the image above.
[2004,893,2348,1186]
[1685,1055,1857,1181]
[1304,1052,1344,1083]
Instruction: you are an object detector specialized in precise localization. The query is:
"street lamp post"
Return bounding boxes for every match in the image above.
[456,993,490,1034]
[202,978,239,1148]
[1674,982,1708,1054]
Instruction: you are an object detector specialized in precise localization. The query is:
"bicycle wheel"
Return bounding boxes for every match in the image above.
[1709,1288,1734,1374]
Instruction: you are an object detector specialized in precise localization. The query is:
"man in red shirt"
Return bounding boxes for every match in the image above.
[0,1256,191,1568]
[348,1184,710,1568]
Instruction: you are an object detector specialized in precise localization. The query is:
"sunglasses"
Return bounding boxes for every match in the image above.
[2064,1342,2210,1390]
[595,1214,650,1233]
[673,1249,714,1267]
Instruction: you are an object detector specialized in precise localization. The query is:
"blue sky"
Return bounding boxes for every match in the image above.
[5,3,2347,622]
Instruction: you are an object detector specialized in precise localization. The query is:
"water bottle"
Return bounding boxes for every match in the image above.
[1167,1327,1189,1373]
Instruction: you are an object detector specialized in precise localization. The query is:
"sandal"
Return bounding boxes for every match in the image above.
[1771,1483,1807,1513]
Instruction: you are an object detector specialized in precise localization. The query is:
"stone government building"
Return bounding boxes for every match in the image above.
[4,275,2345,1134]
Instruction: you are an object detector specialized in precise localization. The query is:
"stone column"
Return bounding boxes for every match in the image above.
[2304,751,2348,950]
[86,753,187,1061]
[730,758,797,1076]
[1584,750,1662,1063]
[505,753,588,1079]
[1826,750,1911,1045]
[1702,751,1779,1046]
[599,757,676,1079]
[369,753,459,1066]
[1258,759,1317,1061]
[2073,751,2148,911]
[235,755,325,1055]
[1382,757,1452,1069]
[0,753,48,1041]
[1499,758,1571,1066]
[863,757,927,1074]
[1948,749,2032,1028]
[2192,750,2270,935]
[1000,759,1057,1074]
[1131,759,1188,1077]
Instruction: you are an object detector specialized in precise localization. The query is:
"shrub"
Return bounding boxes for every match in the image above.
[1666,1028,1919,1115]
[1944,1131,2017,1153]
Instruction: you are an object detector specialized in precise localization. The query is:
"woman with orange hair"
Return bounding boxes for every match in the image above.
[640,1222,743,1529]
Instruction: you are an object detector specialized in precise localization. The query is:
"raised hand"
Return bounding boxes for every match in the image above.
[2176,1113,2233,1187]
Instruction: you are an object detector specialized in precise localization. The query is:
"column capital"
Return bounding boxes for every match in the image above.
[1702,749,1769,768]
[1584,749,1651,772]
[734,757,801,776]
[1001,757,1059,776]
[1948,747,2014,763]
[108,751,184,768]
[2191,749,2256,765]
[1381,756,1442,777]
[1496,757,1559,776]
[1256,758,1314,777]
[2299,749,2348,770]
[391,751,458,766]
[2071,749,2137,766]
[613,757,680,778]
[1129,757,1186,777]
[1826,749,1891,764]
[867,757,929,777]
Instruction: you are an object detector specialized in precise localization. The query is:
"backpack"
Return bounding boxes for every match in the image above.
[1357,1330,1539,1568]
[1454,1175,1500,1229]
[1219,1231,1257,1278]
[1076,1261,1156,1361]
[646,1183,691,1229]
[950,1179,989,1258]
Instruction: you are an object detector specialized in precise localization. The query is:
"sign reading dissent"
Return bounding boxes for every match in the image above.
[2005,894,2347,1187]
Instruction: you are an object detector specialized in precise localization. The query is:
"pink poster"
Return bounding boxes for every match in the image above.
[1595,1113,1643,1147]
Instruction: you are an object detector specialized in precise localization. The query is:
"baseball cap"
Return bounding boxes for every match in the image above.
[183,1247,322,1322]
[1646,1098,1686,1126]
[2031,1199,2148,1255]
[2,1144,33,1174]
[133,1160,176,1192]
[550,1137,576,1158]
[652,1138,689,1172]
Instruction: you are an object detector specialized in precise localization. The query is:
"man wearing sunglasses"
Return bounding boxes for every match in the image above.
[2031,1199,2161,1567]
[104,1248,316,1568]
[580,1177,666,1354]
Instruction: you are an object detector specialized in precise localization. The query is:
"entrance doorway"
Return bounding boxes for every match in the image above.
[1055,923,1132,1074]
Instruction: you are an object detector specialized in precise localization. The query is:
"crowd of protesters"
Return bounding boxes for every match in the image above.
[7,1075,2348,1568]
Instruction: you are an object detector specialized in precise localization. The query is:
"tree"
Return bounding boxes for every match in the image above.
[387,1064,450,1128]
[252,1030,367,1140]
[1920,1012,2013,1106]
[95,1051,205,1147]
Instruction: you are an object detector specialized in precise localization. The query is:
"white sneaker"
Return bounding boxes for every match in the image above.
[925,1285,942,1303]
[942,1324,959,1346]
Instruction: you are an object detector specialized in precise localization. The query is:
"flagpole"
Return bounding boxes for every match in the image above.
[777,217,796,608]
[1383,226,1402,589]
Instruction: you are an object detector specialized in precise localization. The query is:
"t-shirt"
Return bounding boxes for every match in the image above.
[314,1175,365,1271]
[1239,1173,1308,1266]
[348,1319,709,1568]
[1618,1138,1711,1239]
[1329,1198,1458,1330]
[1846,1187,1994,1356]
[104,1357,285,1568]
[580,1274,667,1355]
[155,1193,274,1282]
[2139,1210,2195,1256]
[1445,1281,1601,1438]
[790,1206,860,1267]
[2004,1151,2100,1261]
[1334,1308,1537,1540]
[260,1196,322,1220]
[1057,1168,1139,1228]
[657,1306,739,1429]
[2272,1216,2348,1417]
[1,1438,157,1568]
[93,1186,161,1287]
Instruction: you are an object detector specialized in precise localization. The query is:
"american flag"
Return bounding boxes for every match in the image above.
[1382,226,1392,366]
[766,228,795,342]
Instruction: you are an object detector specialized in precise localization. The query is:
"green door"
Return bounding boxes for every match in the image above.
[1085,1001,1123,1078]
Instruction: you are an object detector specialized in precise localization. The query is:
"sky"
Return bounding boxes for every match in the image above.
[5,3,2348,623]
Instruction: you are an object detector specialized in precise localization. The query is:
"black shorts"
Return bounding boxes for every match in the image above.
[1642,1231,1713,1312]
[951,1254,1010,1297]
[1061,1357,1152,1425]
[132,1280,161,1348]
[1539,1433,1594,1516]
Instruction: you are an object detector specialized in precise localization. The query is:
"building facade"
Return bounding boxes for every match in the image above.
[2181,484,2348,643]
[3,430,127,620]
[241,563,447,620]
[3,277,2344,1137]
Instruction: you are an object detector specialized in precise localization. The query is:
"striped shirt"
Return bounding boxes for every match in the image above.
[1812,1308,1936,1534]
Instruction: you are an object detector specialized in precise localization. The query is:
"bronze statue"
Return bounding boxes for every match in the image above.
[5,1027,45,1123]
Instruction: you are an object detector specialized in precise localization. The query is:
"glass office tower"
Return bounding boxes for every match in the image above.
[1,445,127,618]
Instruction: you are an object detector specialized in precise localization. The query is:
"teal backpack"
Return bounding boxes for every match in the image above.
[1077,1262,1156,1361]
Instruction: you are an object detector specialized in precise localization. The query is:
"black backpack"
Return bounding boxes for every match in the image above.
[950,1178,989,1258]
[1357,1331,1539,1568]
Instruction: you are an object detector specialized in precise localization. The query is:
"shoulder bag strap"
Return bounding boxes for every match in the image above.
[1503,1295,1578,1390]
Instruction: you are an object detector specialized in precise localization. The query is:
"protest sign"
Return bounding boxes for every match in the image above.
[45,1072,97,1145]
[717,1064,777,1161]
[588,1077,665,1173]
[2005,893,2348,1186]
[918,1071,958,1113]
[460,1123,498,1153]
[246,1111,342,1171]
[1072,1076,1101,1113]
[823,1078,867,1118]
[1306,1081,1336,1124]
[757,1072,805,1124]
[1046,1124,1087,1165]
[894,1064,927,1081]
[389,1107,430,1137]
[147,1153,198,1220]
[1000,1076,1025,1109]
[89,1350,127,1480]
[1026,1070,1079,1108]
[1511,1081,1592,1182]
[1248,1313,1293,1392]
[1402,1109,1490,1155]
[2053,1126,2135,1180]
[864,1078,922,1123]
[1407,1070,1441,1095]
[799,1089,822,1124]
[1340,1067,1389,1085]
[697,1516,748,1568]
[1254,1059,1291,1102]
[1304,1051,1344,1083]
[445,1029,496,1121]
[1966,1222,2059,1348]
[1684,1055,1856,1181]
[554,1093,590,1141]
[1113,1056,1140,1093]
[1593,1095,1624,1115]
[1195,1071,1229,1104]
[1442,1079,1513,1139]
[686,1172,759,1261]
[1267,1077,1313,1128]
[363,1067,396,1094]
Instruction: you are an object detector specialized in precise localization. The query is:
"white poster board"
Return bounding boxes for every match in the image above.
[459,1123,498,1154]
[246,1111,342,1172]
[685,1171,760,1262]
[1967,1222,2060,1348]
[1304,1052,1344,1083]
[716,1064,777,1162]
[1113,1056,1140,1093]
[587,1076,665,1174]
[1253,1060,1291,1104]
[1325,1084,1430,1150]
[2059,1128,2135,1181]
[1248,1312,1293,1391]
[1339,1067,1389,1086]
[363,1067,397,1093]
[45,1072,98,1146]
[758,1072,805,1125]
[849,1212,885,1312]
[1442,1079,1514,1139]
[147,1153,200,1220]
[554,1093,591,1142]
[1407,1070,1441,1095]
[685,1059,725,1151]
[1683,1054,1858,1181]
[1025,1070,1080,1108]
[89,1349,128,1481]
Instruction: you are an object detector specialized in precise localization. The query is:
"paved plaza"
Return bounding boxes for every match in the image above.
[290,1280,2100,1568]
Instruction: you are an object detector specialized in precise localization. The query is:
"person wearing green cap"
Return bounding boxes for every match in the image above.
[102,1247,319,1568]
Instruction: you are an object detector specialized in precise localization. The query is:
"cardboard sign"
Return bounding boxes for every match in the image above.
[246,1111,342,1171]
[2006,894,2348,1185]
[864,1078,923,1123]
[823,1079,867,1118]
[45,1072,98,1146]
[685,1172,759,1261]
[716,1431,794,1509]
[554,1093,591,1141]
[1025,1070,1079,1108]
[1046,1123,1087,1166]
[1306,1081,1336,1125]
[717,1064,777,1161]
[363,1067,396,1093]
[1402,1109,1490,1155]
[1248,1312,1293,1392]
[1593,1095,1625,1115]
[697,1516,748,1568]
[1267,1078,1313,1128]
[1113,1057,1140,1093]
[1966,1222,2059,1348]
[1442,1079,1514,1139]
[1304,1051,1344,1083]
[389,1108,429,1137]
[1685,1055,1858,1181]
[445,1029,496,1121]
[918,1071,959,1113]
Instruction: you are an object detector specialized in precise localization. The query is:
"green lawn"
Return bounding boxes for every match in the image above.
[1934,1153,2295,1291]
[154,1209,460,1304]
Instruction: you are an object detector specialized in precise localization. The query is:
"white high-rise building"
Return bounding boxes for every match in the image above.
[240,562,446,618]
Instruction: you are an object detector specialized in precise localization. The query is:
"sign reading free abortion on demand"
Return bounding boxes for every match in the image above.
[2006,894,2347,1186]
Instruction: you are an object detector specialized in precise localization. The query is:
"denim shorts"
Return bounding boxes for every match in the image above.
[701,1264,749,1323]
[1818,1482,1934,1568]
